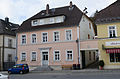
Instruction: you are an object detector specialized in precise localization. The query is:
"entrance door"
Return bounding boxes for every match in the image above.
[42,52,48,66]
[81,51,86,69]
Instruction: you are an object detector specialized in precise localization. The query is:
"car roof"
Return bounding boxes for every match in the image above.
[16,64,27,65]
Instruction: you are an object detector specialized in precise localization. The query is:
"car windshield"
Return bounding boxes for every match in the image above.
[13,65,22,68]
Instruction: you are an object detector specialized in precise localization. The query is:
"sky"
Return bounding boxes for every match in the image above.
[0,0,117,25]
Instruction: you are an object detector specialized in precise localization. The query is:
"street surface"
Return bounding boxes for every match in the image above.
[9,70,120,79]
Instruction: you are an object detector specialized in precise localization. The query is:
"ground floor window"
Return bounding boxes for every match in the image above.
[66,50,73,61]
[21,53,26,61]
[109,53,120,62]
[54,51,60,61]
[31,52,37,61]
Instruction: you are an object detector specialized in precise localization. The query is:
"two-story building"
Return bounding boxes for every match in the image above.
[0,17,19,71]
[95,0,120,69]
[17,2,96,70]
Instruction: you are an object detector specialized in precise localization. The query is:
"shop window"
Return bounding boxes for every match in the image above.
[109,53,120,62]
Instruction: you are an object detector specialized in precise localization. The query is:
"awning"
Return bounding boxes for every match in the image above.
[106,49,120,53]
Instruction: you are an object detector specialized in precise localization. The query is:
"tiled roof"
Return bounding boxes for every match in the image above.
[95,0,120,24]
[17,5,83,33]
[0,19,19,36]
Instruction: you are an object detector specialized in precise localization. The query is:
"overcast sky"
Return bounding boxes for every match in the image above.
[0,0,117,25]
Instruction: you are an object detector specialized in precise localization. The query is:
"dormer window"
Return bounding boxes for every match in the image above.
[40,19,44,25]
[31,15,65,26]
[49,18,54,23]
[32,20,38,26]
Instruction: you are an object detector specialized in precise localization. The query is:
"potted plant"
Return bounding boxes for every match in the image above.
[99,60,104,70]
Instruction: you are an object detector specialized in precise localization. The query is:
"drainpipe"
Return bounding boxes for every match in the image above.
[15,33,18,64]
[2,33,5,71]
[77,26,81,65]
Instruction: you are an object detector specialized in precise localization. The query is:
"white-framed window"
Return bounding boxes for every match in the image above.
[42,32,48,42]
[109,53,120,62]
[21,53,26,61]
[31,34,37,43]
[8,39,12,47]
[32,20,38,26]
[54,51,60,61]
[21,35,26,44]
[66,50,73,61]
[54,31,60,41]
[56,17,61,23]
[108,26,117,38]
[31,52,37,61]
[66,30,72,40]
[40,19,44,25]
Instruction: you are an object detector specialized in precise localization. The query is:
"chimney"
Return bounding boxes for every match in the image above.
[5,17,9,23]
[70,1,73,8]
[46,4,49,14]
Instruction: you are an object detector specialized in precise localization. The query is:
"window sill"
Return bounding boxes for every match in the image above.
[31,60,36,61]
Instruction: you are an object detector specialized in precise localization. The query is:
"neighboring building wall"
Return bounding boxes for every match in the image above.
[4,35,16,62]
[80,15,95,40]
[98,22,120,69]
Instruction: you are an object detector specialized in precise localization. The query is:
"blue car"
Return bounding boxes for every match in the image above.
[8,64,29,74]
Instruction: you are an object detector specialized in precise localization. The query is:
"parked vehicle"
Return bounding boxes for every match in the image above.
[8,64,29,74]
[0,73,8,79]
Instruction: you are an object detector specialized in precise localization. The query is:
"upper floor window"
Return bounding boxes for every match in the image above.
[66,50,73,61]
[108,26,117,38]
[54,31,60,41]
[21,53,26,61]
[8,39,12,47]
[66,30,72,41]
[54,51,60,61]
[31,52,37,61]
[31,34,36,43]
[42,33,48,42]
[21,35,26,44]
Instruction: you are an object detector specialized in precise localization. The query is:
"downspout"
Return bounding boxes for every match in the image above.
[2,34,5,71]
[77,26,81,65]
[15,33,18,64]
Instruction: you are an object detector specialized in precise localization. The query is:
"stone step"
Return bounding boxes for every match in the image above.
[33,66,53,71]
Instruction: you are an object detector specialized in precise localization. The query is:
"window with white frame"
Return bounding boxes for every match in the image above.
[40,19,44,25]
[109,53,120,62]
[31,52,37,61]
[32,34,36,43]
[42,33,48,42]
[54,31,60,41]
[108,26,117,38]
[54,51,60,61]
[21,53,26,61]
[66,30,72,40]
[49,18,54,23]
[32,20,38,26]
[21,35,26,44]
[66,50,73,61]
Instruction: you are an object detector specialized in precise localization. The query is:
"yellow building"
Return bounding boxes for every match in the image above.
[95,0,120,69]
